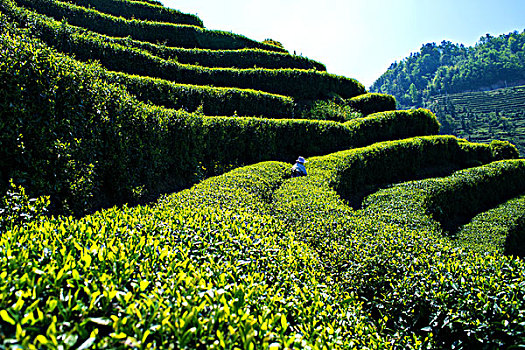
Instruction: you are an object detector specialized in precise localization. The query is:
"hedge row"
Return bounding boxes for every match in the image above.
[62,0,204,27]
[0,164,384,348]
[347,93,397,115]
[310,136,518,206]
[456,194,525,257]
[363,159,525,234]
[2,2,362,101]
[343,108,440,147]
[0,24,435,215]
[7,0,324,70]
[120,40,327,70]
[105,71,294,117]
[15,0,286,52]
[424,160,525,231]
[271,148,525,348]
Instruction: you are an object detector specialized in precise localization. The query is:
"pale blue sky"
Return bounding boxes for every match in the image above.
[161,0,524,88]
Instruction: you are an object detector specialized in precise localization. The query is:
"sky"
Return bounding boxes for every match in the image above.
[161,0,525,88]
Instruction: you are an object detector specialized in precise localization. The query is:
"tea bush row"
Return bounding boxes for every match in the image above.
[347,93,397,116]
[342,109,440,147]
[0,23,437,215]
[320,136,517,207]
[62,0,204,27]
[7,0,324,71]
[271,146,525,348]
[2,1,362,101]
[105,71,294,118]
[0,162,386,348]
[363,159,525,235]
[455,194,525,257]
[15,0,285,52]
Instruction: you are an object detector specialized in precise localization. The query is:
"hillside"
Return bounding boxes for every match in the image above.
[370,30,525,109]
[1,0,525,348]
[428,85,525,155]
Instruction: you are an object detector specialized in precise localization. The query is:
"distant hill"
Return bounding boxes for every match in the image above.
[370,30,525,109]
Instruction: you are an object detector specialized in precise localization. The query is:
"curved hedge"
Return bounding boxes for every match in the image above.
[105,71,294,117]
[343,108,440,147]
[313,135,515,206]
[2,2,361,100]
[347,93,396,115]
[62,0,204,27]
[15,0,286,52]
[363,159,525,234]
[456,194,525,257]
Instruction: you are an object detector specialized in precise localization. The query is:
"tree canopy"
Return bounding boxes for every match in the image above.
[370,30,525,108]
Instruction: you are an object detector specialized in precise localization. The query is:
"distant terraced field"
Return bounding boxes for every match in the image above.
[1,0,524,348]
[429,85,525,155]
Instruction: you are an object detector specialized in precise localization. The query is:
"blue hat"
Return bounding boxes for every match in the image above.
[296,156,306,163]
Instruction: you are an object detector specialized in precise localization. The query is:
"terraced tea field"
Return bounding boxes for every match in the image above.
[1,0,524,348]
[429,85,525,155]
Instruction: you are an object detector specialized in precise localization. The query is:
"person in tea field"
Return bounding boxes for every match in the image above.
[291,156,307,177]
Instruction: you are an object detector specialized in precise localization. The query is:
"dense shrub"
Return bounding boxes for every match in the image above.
[62,0,204,27]
[15,0,285,52]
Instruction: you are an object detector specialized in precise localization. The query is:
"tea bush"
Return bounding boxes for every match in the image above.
[344,109,440,147]
[0,162,387,349]
[272,146,525,348]
[347,93,397,116]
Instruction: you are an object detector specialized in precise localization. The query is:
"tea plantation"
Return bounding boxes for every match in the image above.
[0,0,524,348]
[429,85,525,156]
